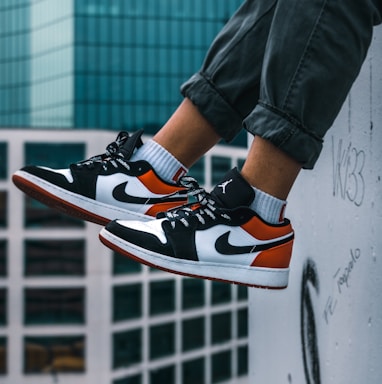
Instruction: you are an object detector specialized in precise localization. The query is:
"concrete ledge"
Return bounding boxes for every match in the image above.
[249,26,382,383]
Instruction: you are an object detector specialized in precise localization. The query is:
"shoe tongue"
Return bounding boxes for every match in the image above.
[118,129,144,159]
[210,168,255,209]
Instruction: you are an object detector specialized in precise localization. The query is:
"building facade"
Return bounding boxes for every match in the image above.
[1,130,248,384]
[0,0,250,383]
[0,0,246,146]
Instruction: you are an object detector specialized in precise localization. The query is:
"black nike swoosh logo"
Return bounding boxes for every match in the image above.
[112,182,186,204]
[215,231,294,255]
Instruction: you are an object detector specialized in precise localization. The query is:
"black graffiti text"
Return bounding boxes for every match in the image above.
[301,259,321,384]
[332,137,365,207]
[323,295,338,326]
[335,248,361,294]
[322,248,361,325]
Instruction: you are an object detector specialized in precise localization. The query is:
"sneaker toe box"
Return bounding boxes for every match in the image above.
[18,165,75,187]
[105,219,175,256]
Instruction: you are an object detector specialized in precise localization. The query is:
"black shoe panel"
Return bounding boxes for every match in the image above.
[21,164,100,199]
[161,220,198,261]
[106,220,176,258]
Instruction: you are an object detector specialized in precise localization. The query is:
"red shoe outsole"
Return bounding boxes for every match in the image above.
[98,231,286,289]
[12,174,109,226]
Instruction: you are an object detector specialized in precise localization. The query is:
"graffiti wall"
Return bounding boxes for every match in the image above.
[249,27,382,383]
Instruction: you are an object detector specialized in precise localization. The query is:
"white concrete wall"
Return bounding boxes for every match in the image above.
[249,26,382,383]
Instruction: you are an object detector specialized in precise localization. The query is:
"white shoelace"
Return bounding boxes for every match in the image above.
[162,176,231,229]
[75,131,131,171]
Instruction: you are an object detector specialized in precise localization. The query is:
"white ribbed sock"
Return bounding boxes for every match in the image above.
[131,139,188,183]
[250,186,287,224]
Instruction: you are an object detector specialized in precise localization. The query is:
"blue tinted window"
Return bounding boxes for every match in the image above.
[113,375,141,384]
[0,289,6,326]
[212,281,232,305]
[113,329,142,369]
[0,241,7,277]
[212,350,231,383]
[150,322,175,360]
[24,288,85,325]
[211,312,231,344]
[150,365,175,384]
[25,142,85,168]
[182,278,205,310]
[237,308,248,338]
[182,317,205,351]
[0,143,7,180]
[183,357,205,384]
[24,239,85,277]
[113,284,142,322]
[238,345,248,376]
[113,251,142,275]
[150,280,175,315]
[0,192,7,228]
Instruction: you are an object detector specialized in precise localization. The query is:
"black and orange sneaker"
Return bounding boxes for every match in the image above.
[12,130,188,225]
[99,168,295,288]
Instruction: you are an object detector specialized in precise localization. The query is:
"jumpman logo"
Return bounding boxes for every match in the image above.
[218,179,233,194]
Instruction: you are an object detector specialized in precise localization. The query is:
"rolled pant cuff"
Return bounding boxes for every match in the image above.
[244,103,323,169]
[180,72,243,142]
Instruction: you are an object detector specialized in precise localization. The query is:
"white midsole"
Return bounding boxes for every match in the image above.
[15,170,151,222]
[99,228,290,288]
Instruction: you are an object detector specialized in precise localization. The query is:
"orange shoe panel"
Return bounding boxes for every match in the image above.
[241,216,293,240]
[145,201,187,217]
[251,240,293,268]
[138,170,186,194]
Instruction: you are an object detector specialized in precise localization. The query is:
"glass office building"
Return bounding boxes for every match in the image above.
[0,1,249,383]
[0,0,246,146]
[0,0,31,126]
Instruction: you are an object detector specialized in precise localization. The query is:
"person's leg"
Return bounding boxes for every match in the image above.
[241,136,301,201]
[139,0,279,169]
[153,98,220,168]
[129,98,220,183]
[99,0,382,288]
[144,0,289,223]
[153,0,382,204]
[180,0,277,142]
[131,0,283,218]
[239,0,382,218]
[244,0,382,171]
